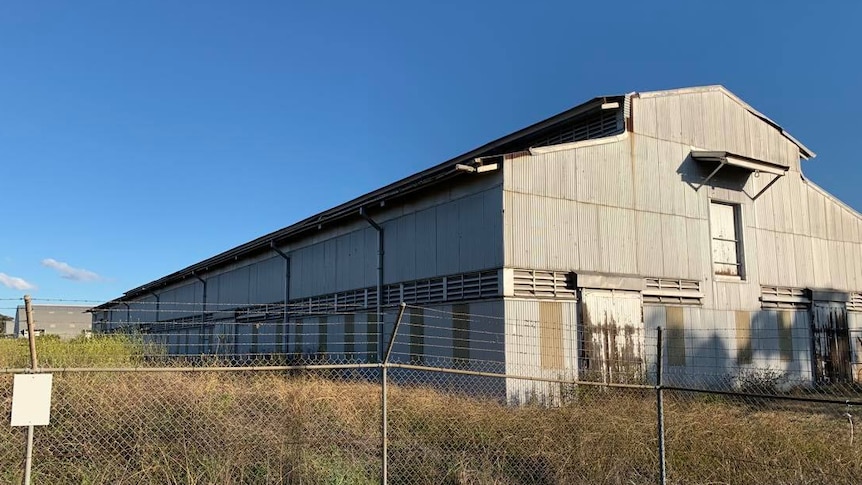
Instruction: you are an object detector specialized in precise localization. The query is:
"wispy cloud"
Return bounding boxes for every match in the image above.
[41,258,104,282]
[0,273,36,291]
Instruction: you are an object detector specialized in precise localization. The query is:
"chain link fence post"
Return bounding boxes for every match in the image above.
[382,302,407,485]
[23,294,38,485]
[656,326,666,485]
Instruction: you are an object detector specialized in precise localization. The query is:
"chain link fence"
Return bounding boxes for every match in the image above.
[2,299,861,484]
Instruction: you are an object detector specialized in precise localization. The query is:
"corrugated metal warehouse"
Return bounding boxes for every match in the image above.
[93,85,862,398]
[15,305,92,339]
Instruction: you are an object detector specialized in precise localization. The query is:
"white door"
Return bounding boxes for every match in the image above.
[580,289,644,384]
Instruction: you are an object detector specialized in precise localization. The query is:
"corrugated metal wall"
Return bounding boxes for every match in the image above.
[504,88,862,301]
[644,305,813,386]
[504,298,578,404]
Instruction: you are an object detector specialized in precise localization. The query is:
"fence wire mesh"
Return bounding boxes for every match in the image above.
[1,299,861,484]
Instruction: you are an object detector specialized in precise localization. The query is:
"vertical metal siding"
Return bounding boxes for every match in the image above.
[504,298,577,403]
[633,96,658,138]
[636,210,664,277]
[633,135,662,213]
[580,289,644,384]
[678,93,705,148]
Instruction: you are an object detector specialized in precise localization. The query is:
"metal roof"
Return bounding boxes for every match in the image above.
[95,85,815,309]
[94,94,625,308]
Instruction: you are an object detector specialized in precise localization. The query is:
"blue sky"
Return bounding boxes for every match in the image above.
[1,1,860,311]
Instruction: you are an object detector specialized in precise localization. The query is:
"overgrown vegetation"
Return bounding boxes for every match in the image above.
[0,338,859,484]
[0,335,155,369]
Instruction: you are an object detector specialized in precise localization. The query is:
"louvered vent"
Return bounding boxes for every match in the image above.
[512,269,576,299]
[531,110,622,148]
[284,270,499,314]
[236,304,282,322]
[643,278,703,305]
[760,286,810,310]
[848,293,862,312]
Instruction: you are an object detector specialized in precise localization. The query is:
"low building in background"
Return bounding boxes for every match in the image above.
[14,305,92,339]
[1,314,13,337]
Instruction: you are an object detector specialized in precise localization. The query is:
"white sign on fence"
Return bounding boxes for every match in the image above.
[10,374,53,427]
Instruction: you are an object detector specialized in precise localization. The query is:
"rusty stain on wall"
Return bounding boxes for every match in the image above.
[539,301,564,369]
[580,291,644,384]
[666,306,686,367]
[812,303,851,383]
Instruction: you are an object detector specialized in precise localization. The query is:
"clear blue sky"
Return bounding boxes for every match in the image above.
[1,1,860,311]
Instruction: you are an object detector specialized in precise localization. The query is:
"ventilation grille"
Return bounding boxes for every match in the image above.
[761,286,811,310]
[284,270,500,315]
[643,278,703,305]
[236,304,283,323]
[848,293,862,313]
[531,110,622,148]
[512,269,576,299]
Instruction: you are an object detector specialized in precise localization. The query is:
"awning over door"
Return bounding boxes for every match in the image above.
[690,150,788,194]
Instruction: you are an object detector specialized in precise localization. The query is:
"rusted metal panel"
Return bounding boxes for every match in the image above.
[539,301,564,369]
[580,289,644,384]
[811,302,852,384]
[666,306,686,367]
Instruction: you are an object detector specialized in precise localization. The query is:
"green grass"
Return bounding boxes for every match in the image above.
[0,335,157,369]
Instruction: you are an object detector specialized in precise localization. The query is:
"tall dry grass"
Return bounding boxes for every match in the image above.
[0,337,859,484]
[0,371,859,484]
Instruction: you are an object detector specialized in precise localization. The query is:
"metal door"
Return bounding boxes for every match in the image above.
[579,289,644,384]
[811,302,852,384]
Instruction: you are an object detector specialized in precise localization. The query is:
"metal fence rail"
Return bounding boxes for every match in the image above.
[2,298,861,484]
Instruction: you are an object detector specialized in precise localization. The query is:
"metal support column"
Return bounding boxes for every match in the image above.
[23,294,38,485]
[381,303,407,485]
[271,242,291,354]
[359,207,384,363]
